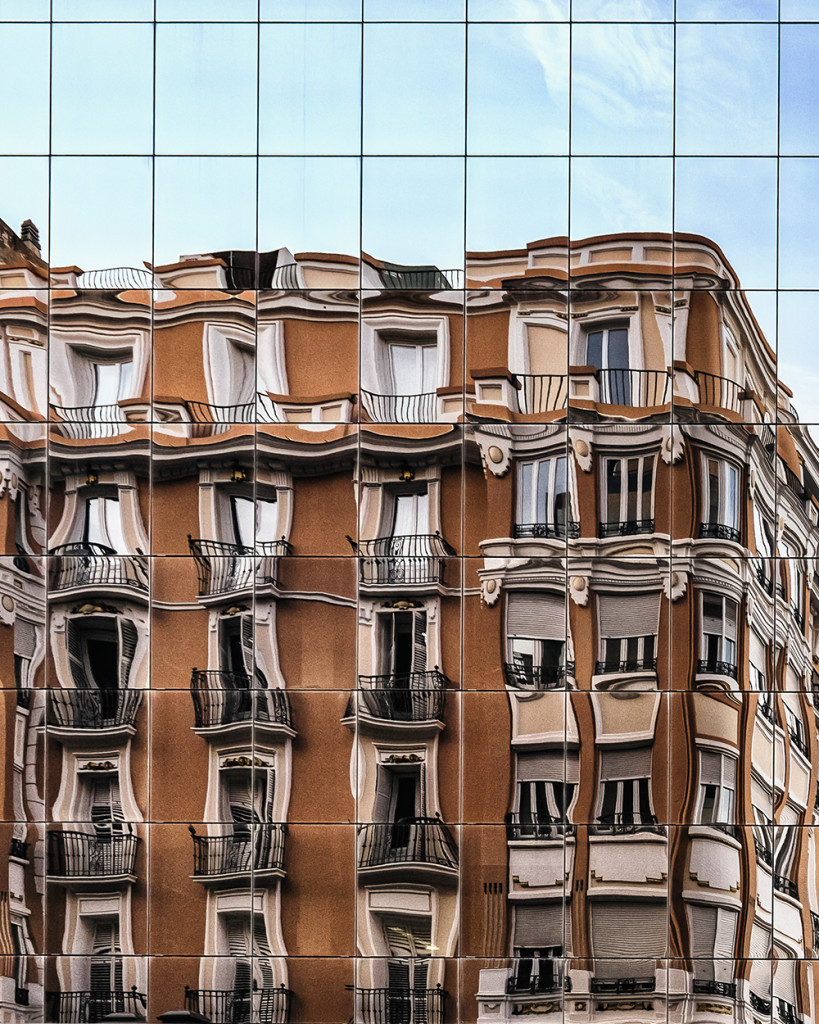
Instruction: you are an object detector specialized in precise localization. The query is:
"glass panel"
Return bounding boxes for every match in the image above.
[1,25,49,154]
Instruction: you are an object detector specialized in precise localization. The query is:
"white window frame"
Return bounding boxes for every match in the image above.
[695,748,737,826]
[701,456,740,533]
[601,453,656,530]
[700,592,738,670]
[360,315,450,398]
[517,455,571,535]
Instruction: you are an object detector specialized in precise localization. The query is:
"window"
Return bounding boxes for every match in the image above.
[382,916,433,1000]
[93,360,132,408]
[782,698,808,757]
[388,489,429,539]
[590,901,666,977]
[687,904,737,984]
[223,914,275,995]
[384,331,438,397]
[66,617,138,700]
[779,541,805,629]
[505,592,568,690]
[699,593,738,677]
[82,492,129,554]
[585,325,631,403]
[13,618,36,700]
[596,592,659,676]
[596,746,655,831]
[221,764,274,834]
[696,750,737,828]
[219,613,265,688]
[753,505,775,593]
[229,495,278,549]
[700,458,740,542]
[378,609,427,678]
[601,456,655,535]
[510,903,568,993]
[513,749,578,835]
[516,456,571,538]
[89,918,123,997]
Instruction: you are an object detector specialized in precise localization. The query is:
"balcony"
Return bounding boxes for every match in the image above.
[46,988,146,1023]
[360,389,437,423]
[778,999,798,1024]
[188,537,292,596]
[754,562,774,595]
[185,394,283,427]
[190,671,293,734]
[358,817,458,880]
[754,837,773,867]
[590,977,656,995]
[694,371,743,414]
[788,727,810,758]
[758,696,776,725]
[47,830,139,883]
[358,987,447,1024]
[699,522,741,544]
[506,964,569,995]
[598,518,655,538]
[773,873,799,899]
[750,993,771,1015]
[692,980,736,998]
[791,602,805,632]
[589,815,665,837]
[594,654,657,676]
[505,813,574,841]
[48,689,142,734]
[696,658,738,680]
[50,403,130,439]
[185,984,292,1024]
[514,521,580,540]
[514,374,568,415]
[49,544,149,594]
[190,823,287,881]
[352,534,455,587]
[502,662,574,691]
[377,264,463,289]
[355,671,448,724]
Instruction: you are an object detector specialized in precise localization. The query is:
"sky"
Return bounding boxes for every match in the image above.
[0,1,818,414]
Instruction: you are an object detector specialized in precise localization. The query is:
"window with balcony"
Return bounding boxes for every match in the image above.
[228,494,279,550]
[505,592,569,690]
[66,616,139,700]
[783,698,809,758]
[600,455,655,536]
[516,456,573,539]
[699,593,738,678]
[509,749,578,838]
[687,904,737,987]
[696,750,737,834]
[221,913,275,995]
[595,591,659,677]
[82,491,130,554]
[772,819,799,898]
[510,903,568,994]
[595,746,656,832]
[584,325,631,404]
[700,457,740,543]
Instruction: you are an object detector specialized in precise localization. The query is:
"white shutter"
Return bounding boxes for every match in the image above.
[778,803,800,827]
[600,746,653,780]
[688,905,717,959]
[240,614,254,676]
[714,909,737,960]
[724,599,738,641]
[749,924,771,959]
[383,917,432,956]
[13,619,36,658]
[749,631,767,672]
[513,903,564,949]
[227,918,250,955]
[412,611,427,672]
[597,592,660,638]
[591,901,667,958]
[699,751,722,787]
[253,915,275,989]
[772,954,796,1003]
[507,593,565,640]
[702,595,723,634]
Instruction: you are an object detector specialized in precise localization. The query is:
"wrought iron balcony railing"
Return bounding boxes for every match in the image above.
[76,266,155,289]
[360,390,438,423]
[358,817,458,871]
[594,654,657,675]
[754,561,774,595]
[185,984,292,1024]
[699,521,741,544]
[590,977,656,995]
[514,374,568,415]
[773,873,799,899]
[48,689,142,731]
[598,368,672,407]
[788,728,810,757]
[47,987,146,1023]
[694,371,743,414]
[188,537,292,595]
[356,671,447,722]
[697,658,738,679]
[50,403,129,439]
[49,545,149,592]
[503,662,574,691]
[778,998,799,1024]
[692,980,736,998]
[506,965,570,995]
[750,993,771,1015]
[505,813,574,841]
[758,697,776,724]
[377,265,463,289]
[351,534,455,586]
[358,986,446,1024]
[754,837,773,867]
[791,602,805,632]
[185,395,284,425]
[190,671,292,729]
[190,823,287,877]
[598,518,655,537]
[514,521,580,539]
[589,815,665,837]
[48,830,139,878]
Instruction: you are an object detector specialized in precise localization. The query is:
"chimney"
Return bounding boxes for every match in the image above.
[20,219,40,254]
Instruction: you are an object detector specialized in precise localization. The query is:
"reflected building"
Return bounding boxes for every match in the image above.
[0,218,818,1024]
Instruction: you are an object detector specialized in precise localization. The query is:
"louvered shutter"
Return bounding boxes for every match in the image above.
[13,620,36,658]
[412,612,427,673]
[600,746,653,780]
[418,763,427,816]
[253,916,275,988]
[117,619,138,689]
[372,768,392,822]
[517,751,566,783]
[66,620,88,688]
[90,920,122,993]
[507,594,565,641]
[263,768,276,822]
[513,903,564,949]
[383,916,432,957]
[240,614,254,676]
[597,593,660,639]
[387,961,410,989]
[227,773,257,825]
[591,901,667,958]
[227,918,253,992]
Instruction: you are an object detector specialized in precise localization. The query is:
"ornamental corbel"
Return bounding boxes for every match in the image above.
[662,570,688,602]
[572,436,593,473]
[481,576,502,606]
[476,435,512,479]
[0,593,14,626]
[569,575,589,606]
[661,424,685,465]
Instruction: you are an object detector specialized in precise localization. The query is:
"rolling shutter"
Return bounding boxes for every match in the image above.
[597,593,660,639]
[749,631,768,676]
[507,593,565,640]
[13,619,36,659]
[513,902,565,950]
[517,749,579,784]
[772,953,796,1003]
[591,901,667,959]
[600,746,653,780]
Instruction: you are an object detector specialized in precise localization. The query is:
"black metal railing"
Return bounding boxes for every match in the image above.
[696,658,738,679]
[188,537,292,595]
[10,838,28,859]
[811,911,819,949]
[190,823,287,876]
[358,817,458,870]
[503,662,574,691]
[699,522,741,543]
[788,728,810,757]
[594,654,657,676]
[352,534,455,586]
[514,521,580,539]
[791,602,805,632]
[590,977,656,995]
[48,830,139,878]
[377,265,463,289]
[598,518,655,537]
[50,403,129,439]
[185,395,283,425]
[754,837,773,867]
[590,815,665,837]
[514,374,568,415]
[357,671,447,722]
[505,813,574,841]
[758,697,776,724]
[778,998,798,1024]
[773,873,799,899]
[754,562,774,595]
[750,993,771,1015]
[360,390,438,423]
[185,984,292,1024]
[76,267,154,290]
[191,671,292,729]
[48,689,142,730]
[47,987,146,1023]
[49,545,149,592]
[506,965,569,995]
[358,986,446,1024]
[694,372,743,413]
[692,980,736,998]
[596,368,672,407]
